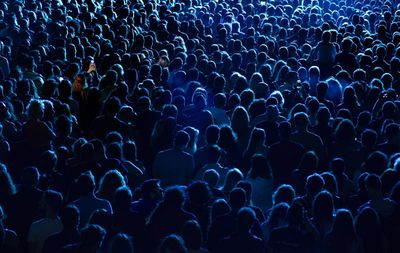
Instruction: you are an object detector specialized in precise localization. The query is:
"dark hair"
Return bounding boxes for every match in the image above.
[60,205,80,228]
[182,220,203,250]
[248,154,272,179]
[160,234,189,253]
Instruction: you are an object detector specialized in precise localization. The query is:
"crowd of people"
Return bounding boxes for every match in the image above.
[1,0,400,252]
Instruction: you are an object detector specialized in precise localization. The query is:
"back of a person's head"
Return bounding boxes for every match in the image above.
[76,172,96,196]
[330,209,355,239]
[141,179,161,200]
[306,173,325,196]
[384,123,400,141]
[237,207,256,232]
[267,202,290,228]
[312,190,334,222]
[60,205,80,228]
[80,224,106,249]
[109,233,134,253]
[365,174,382,193]
[163,186,185,208]
[187,181,211,205]
[89,209,113,232]
[203,169,220,188]
[361,129,377,147]
[279,121,292,139]
[229,187,246,209]
[249,154,271,179]
[114,186,132,210]
[294,112,309,129]
[205,125,220,144]
[273,184,296,205]
[159,234,189,253]
[331,158,346,175]
[44,189,63,213]
[182,220,203,251]
[355,207,381,239]
[21,166,40,188]
[100,170,125,194]
[223,168,244,190]
[174,130,190,148]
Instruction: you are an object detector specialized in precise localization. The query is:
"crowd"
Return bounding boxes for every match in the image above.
[1,0,400,252]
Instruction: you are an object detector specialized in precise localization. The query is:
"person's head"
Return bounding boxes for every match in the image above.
[335,119,356,142]
[42,190,63,215]
[237,207,256,232]
[79,224,106,251]
[76,171,96,196]
[187,181,211,206]
[279,121,292,139]
[306,173,325,196]
[223,168,244,192]
[163,186,185,208]
[355,207,382,240]
[60,205,80,230]
[249,154,272,179]
[182,220,203,251]
[174,130,190,149]
[141,179,163,200]
[203,169,220,188]
[312,190,334,222]
[122,141,138,161]
[229,187,246,209]
[26,99,44,120]
[21,166,40,188]
[159,234,189,253]
[365,174,382,197]
[272,184,296,205]
[205,125,220,145]
[331,158,346,175]
[89,209,113,233]
[97,170,126,199]
[109,233,134,253]
[113,186,132,211]
[267,202,290,228]
[330,209,356,240]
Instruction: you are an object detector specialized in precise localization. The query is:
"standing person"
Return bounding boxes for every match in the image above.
[27,190,64,253]
[153,130,195,187]
[309,31,336,79]
[323,209,358,253]
[246,155,273,212]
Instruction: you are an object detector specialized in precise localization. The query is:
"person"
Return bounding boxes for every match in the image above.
[153,130,195,187]
[182,220,209,253]
[267,203,316,253]
[147,187,197,249]
[70,172,113,227]
[109,233,135,253]
[159,234,189,253]
[0,205,19,253]
[42,205,80,253]
[219,207,264,253]
[27,190,64,253]
[246,155,273,211]
[6,167,43,251]
[323,209,358,253]
[268,121,304,188]
[130,179,163,220]
[261,202,289,245]
[59,224,106,253]
[354,207,387,253]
